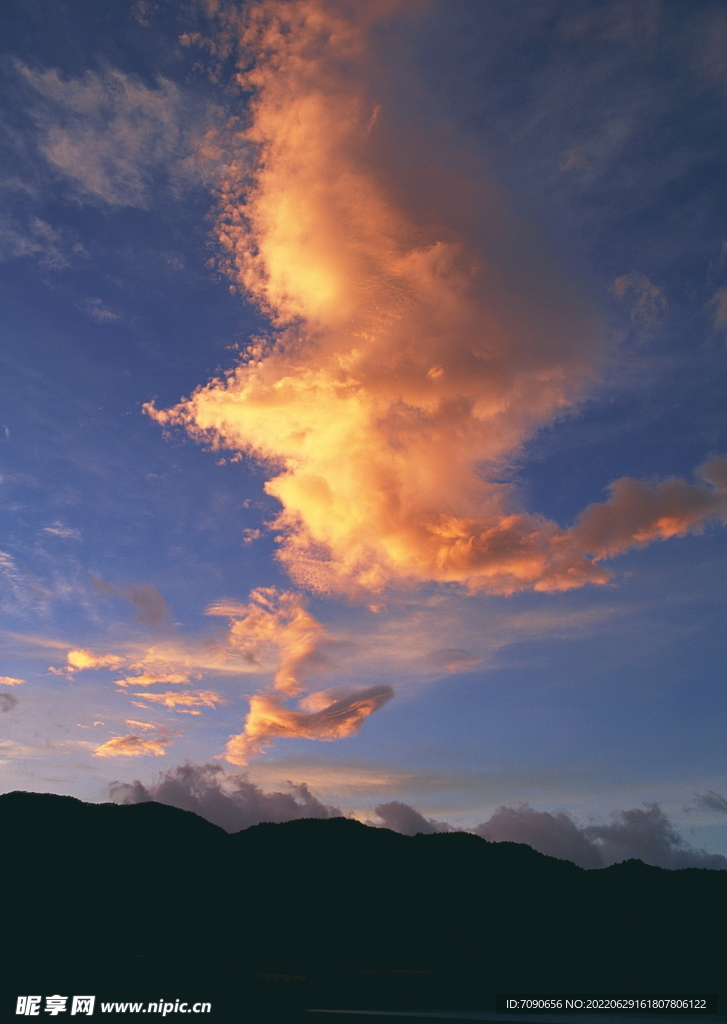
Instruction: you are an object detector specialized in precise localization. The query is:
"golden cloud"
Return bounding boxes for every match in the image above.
[148,0,727,598]
[114,672,191,688]
[92,733,172,757]
[225,684,393,765]
[135,689,226,713]
[67,649,124,671]
[206,587,329,694]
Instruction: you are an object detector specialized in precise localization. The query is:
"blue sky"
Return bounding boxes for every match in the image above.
[1,0,727,867]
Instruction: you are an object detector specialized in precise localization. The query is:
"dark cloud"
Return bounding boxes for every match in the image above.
[474,803,604,869]
[374,799,727,869]
[122,584,173,628]
[473,802,727,870]
[93,577,172,629]
[374,800,450,836]
[580,803,727,869]
[109,762,341,833]
[0,692,18,712]
[693,789,727,814]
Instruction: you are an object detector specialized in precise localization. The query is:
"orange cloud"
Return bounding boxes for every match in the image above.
[0,676,26,685]
[147,0,727,598]
[134,689,226,713]
[571,459,727,558]
[93,733,172,757]
[67,649,124,671]
[225,684,393,765]
[206,587,330,695]
[114,672,190,688]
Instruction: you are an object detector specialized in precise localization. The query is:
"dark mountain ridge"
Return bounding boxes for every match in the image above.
[2,791,724,1020]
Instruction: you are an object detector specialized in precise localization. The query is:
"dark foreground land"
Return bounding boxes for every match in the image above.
[1,792,724,1022]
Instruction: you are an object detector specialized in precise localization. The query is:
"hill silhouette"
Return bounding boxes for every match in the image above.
[1,791,723,1021]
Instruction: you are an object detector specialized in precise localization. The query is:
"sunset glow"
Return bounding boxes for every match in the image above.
[2,0,727,868]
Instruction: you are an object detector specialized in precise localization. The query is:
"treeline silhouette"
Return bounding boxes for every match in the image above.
[2,791,723,1021]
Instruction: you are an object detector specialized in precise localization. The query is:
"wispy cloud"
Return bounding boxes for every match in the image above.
[134,689,226,714]
[125,719,157,732]
[693,789,727,814]
[612,270,667,329]
[93,727,176,758]
[42,521,81,540]
[114,672,190,688]
[92,578,173,629]
[0,738,95,759]
[0,692,18,712]
[84,298,119,323]
[42,585,392,760]
[0,550,49,615]
[17,64,199,208]
[0,214,86,268]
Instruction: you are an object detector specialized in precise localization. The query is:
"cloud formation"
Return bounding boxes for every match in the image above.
[694,789,727,814]
[473,802,727,870]
[0,214,85,269]
[115,672,190,688]
[147,0,727,598]
[54,586,392,759]
[92,578,173,629]
[18,64,196,207]
[374,800,450,836]
[93,732,173,758]
[365,798,727,869]
[473,802,604,869]
[225,683,393,765]
[207,587,330,696]
[0,550,48,614]
[0,676,26,685]
[42,521,81,539]
[104,776,727,870]
[0,692,18,713]
[67,649,124,671]
[613,270,667,327]
[204,587,393,762]
[110,761,341,831]
[135,689,226,714]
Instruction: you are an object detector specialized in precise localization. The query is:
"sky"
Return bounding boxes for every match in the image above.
[2,0,727,870]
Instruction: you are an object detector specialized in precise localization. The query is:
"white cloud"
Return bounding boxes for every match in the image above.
[84,298,119,323]
[18,63,213,208]
[0,214,85,268]
[42,522,81,539]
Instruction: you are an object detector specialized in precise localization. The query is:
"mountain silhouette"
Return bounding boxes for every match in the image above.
[1,791,723,1022]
